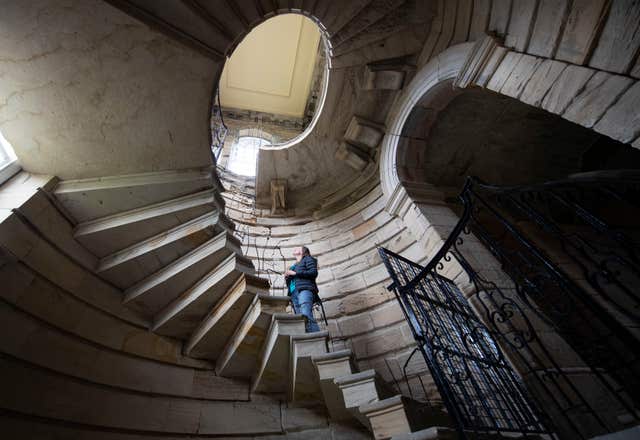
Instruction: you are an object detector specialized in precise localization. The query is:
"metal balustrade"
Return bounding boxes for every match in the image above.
[211,88,228,163]
[379,173,640,439]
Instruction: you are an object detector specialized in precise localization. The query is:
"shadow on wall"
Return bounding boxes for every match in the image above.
[400,88,640,192]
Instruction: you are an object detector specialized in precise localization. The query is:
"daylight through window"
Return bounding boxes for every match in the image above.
[226,136,266,176]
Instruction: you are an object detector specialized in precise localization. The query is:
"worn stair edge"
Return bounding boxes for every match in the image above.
[123,231,239,303]
[74,189,219,236]
[312,348,355,382]
[359,394,404,414]
[312,348,354,364]
[150,253,250,331]
[251,313,307,393]
[289,330,330,400]
[96,210,220,272]
[54,167,214,194]
[213,294,290,375]
[360,395,412,440]
[334,369,377,387]
[183,277,278,356]
[214,293,262,375]
[292,330,330,343]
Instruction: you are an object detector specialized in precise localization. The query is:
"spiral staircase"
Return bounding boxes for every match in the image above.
[0,165,460,439]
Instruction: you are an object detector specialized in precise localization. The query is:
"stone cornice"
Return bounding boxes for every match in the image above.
[453,35,504,89]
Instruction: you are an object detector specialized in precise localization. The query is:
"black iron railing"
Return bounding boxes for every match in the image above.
[211,88,228,163]
[379,174,640,439]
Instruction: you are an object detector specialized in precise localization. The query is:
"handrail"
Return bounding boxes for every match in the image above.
[379,173,640,439]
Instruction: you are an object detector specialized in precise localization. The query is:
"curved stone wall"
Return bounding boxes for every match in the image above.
[0,172,370,439]
[0,0,219,179]
[224,184,438,401]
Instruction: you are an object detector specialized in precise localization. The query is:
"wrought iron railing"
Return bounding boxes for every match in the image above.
[211,87,228,163]
[379,173,640,439]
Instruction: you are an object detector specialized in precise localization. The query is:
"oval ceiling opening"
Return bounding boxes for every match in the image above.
[212,13,329,176]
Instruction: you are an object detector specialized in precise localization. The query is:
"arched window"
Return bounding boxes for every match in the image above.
[226,136,267,177]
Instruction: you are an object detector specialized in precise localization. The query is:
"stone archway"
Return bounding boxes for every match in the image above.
[378,39,640,438]
[381,37,640,213]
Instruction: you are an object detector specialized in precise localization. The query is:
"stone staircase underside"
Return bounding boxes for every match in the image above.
[0,169,458,439]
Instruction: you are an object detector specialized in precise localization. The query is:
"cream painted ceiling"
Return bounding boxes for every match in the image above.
[219,14,321,118]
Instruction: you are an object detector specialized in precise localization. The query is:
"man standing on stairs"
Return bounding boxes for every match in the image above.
[285,246,320,333]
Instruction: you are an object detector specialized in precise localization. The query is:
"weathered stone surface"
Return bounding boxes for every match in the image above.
[418,0,457,66]
[563,72,634,128]
[0,300,247,400]
[335,143,370,171]
[500,54,543,99]
[0,1,217,180]
[486,52,523,92]
[632,56,640,79]
[344,116,385,150]
[454,35,502,89]
[364,68,406,90]
[520,59,568,106]
[488,0,512,36]
[474,46,508,87]
[589,0,640,74]
[351,322,414,359]
[0,355,282,435]
[594,81,640,143]
[505,0,537,51]
[468,0,492,40]
[555,0,609,64]
[451,0,473,45]
[527,0,571,57]
[541,65,595,114]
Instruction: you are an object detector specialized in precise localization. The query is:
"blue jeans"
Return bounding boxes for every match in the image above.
[291,289,320,333]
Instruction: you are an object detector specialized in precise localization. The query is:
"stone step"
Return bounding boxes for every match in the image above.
[151,254,255,339]
[123,231,240,306]
[361,396,452,440]
[0,299,248,401]
[123,232,241,319]
[312,349,357,420]
[313,349,356,381]
[53,167,217,223]
[315,0,370,38]
[96,211,228,289]
[332,0,430,58]
[73,189,226,256]
[213,295,292,377]
[290,330,330,402]
[251,313,307,394]
[0,355,283,436]
[97,210,222,272]
[331,24,428,69]
[74,189,222,236]
[335,369,381,410]
[361,396,411,440]
[0,249,207,369]
[106,0,232,58]
[184,275,279,357]
[329,0,406,48]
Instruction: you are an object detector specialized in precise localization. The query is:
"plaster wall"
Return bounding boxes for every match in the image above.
[0,0,218,179]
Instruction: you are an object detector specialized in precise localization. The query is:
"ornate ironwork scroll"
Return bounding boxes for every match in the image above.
[379,173,640,439]
[379,247,551,439]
